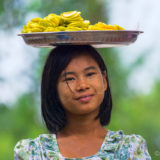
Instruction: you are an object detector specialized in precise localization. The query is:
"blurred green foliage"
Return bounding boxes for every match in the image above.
[0,0,159,159]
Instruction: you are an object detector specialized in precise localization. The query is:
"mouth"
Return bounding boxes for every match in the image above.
[77,95,94,102]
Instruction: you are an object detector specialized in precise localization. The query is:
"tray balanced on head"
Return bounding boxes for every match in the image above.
[18,30,143,48]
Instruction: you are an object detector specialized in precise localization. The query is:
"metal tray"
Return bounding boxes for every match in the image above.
[18,30,143,48]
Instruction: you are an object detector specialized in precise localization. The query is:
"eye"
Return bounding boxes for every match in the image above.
[64,77,75,81]
[87,72,96,76]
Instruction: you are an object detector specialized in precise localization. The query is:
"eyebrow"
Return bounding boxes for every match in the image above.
[61,66,97,78]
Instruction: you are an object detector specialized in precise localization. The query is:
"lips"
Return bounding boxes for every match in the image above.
[75,94,94,102]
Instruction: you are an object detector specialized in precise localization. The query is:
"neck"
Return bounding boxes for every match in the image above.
[58,112,107,137]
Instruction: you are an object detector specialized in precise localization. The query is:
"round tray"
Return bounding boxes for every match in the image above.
[18,30,143,48]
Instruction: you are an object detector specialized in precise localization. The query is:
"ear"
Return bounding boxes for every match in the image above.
[102,71,107,91]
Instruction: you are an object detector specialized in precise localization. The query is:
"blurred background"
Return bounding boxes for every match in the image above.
[0,0,160,159]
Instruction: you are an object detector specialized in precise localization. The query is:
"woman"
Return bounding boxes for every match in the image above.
[14,45,151,159]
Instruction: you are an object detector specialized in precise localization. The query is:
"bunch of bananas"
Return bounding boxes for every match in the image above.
[21,11,124,33]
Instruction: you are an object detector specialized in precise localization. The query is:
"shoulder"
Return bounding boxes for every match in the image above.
[14,134,58,160]
[102,130,151,159]
[122,133,151,159]
[106,130,148,146]
[120,131,145,145]
[110,130,151,160]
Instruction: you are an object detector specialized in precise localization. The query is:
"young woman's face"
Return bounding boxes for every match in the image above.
[57,53,107,116]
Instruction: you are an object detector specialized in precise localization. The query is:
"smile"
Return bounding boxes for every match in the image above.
[78,95,93,102]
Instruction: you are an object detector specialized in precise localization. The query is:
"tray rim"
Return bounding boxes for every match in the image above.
[18,30,144,36]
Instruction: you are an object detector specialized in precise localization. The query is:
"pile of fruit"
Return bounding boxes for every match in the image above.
[21,11,124,33]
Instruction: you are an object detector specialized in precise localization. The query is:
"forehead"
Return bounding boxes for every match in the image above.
[64,54,99,72]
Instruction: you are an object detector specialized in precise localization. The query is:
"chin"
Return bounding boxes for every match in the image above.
[71,104,100,116]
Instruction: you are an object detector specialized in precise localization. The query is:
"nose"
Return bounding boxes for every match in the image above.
[75,77,90,91]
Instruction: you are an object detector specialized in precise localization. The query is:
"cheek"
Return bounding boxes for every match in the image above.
[57,85,73,106]
[89,79,105,103]
[91,78,106,94]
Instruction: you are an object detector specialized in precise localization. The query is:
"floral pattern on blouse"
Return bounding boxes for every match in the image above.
[14,130,151,160]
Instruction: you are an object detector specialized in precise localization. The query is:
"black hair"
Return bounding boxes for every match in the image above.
[41,45,112,133]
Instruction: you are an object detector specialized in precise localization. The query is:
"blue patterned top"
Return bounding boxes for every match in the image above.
[14,130,151,160]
